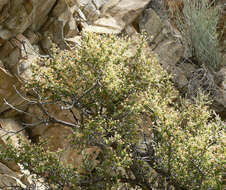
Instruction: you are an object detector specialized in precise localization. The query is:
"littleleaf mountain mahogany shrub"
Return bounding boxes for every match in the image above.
[0,32,225,190]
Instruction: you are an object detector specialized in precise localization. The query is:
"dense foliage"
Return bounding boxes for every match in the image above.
[0,32,225,190]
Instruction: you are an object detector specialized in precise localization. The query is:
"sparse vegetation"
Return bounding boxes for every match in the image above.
[176,0,224,70]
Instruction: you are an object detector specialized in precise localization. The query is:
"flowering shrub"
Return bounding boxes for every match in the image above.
[1,32,225,190]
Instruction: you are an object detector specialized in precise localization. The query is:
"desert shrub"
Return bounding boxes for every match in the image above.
[0,32,225,190]
[0,141,78,189]
[176,0,224,70]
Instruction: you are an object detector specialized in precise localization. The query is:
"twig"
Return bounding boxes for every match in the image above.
[3,99,35,118]
[13,85,37,104]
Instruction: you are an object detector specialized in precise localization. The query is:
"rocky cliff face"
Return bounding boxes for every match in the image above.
[0,0,225,189]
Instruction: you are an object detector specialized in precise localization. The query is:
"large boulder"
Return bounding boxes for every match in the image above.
[85,0,151,33]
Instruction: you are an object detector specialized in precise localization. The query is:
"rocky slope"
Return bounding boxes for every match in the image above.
[0,0,225,188]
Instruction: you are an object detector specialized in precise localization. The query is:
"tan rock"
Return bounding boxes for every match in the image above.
[123,24,138,36]
[0,174,26,190]
[139,8,163,41]
[61,145,100,171]
[0,0,67,116]
[80,0,101,22]
[0,0,57,37]
[0,0,80,71]
[28,0,57,31]
[85,0,151,33]
[0,163,19,179]
[48,0,80,49]
[137,7,184,70]
[0,0,9,24]
[0,118,28,148]
[85,16,122,33]
[0,67,22,114]
[66,0,80,7]
[64,18,79,38]
[0,0,8,12]
[24,103,81,138]
[2,34,39,79]
[155,39,184,69]
[1,1,31,39]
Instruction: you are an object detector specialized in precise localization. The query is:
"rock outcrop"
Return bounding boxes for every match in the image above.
[84,0,151,33]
